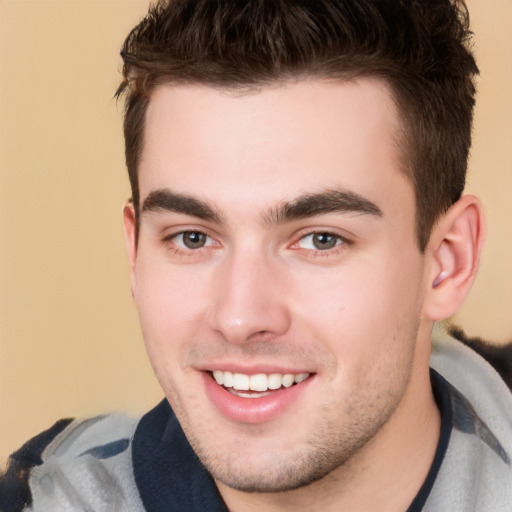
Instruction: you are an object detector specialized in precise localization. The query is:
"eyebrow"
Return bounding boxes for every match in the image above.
[142,189,222,223]
[264,188,383,225]
[141,187,383,226]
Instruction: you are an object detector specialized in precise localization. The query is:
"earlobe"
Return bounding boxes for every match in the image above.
[424,195,485,321]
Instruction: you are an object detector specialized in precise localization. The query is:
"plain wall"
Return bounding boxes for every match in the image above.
[1,0,511,463]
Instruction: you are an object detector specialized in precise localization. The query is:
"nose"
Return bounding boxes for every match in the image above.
[208,248,291,344]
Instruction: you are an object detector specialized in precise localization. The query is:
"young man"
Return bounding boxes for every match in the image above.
[1,1,511,511]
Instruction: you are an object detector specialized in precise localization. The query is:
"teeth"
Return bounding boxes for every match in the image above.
[233,373,249,390]
[213,370,224,385]
[294,373,309,384]
[250,373,268,392]
[268,373,282,390]
[223,371,233,388]
[212,371,310,392]
[282,374,294,388]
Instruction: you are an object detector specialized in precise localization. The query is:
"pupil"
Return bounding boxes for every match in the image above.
[184,232,206,249]
[313,233,337,250]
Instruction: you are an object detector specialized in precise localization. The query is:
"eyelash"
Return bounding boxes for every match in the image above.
[291,230,352,256]
[161,230,216,255]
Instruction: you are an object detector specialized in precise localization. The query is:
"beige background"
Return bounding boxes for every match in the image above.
[0,0,511,463]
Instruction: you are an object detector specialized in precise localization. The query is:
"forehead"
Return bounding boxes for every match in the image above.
[138,78,411,218]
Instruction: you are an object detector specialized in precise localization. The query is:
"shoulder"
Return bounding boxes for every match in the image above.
[0,418,73,512]
[428,325,512,510]
[446,324,512,391]
[0,413,143,512]
[431,323,512,424]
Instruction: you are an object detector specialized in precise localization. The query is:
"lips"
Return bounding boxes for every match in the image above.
[203,369,314,423]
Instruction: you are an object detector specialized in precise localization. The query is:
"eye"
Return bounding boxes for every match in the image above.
[297,232,343,251]
[171,231,214,250]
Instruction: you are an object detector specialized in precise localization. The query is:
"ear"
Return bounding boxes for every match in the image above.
[122,202,138,291]
[423,195,485,321]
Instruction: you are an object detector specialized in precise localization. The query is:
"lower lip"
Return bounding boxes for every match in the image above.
[202,372,313,424]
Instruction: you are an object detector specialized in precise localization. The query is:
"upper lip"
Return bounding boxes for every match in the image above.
[197,362,314,375]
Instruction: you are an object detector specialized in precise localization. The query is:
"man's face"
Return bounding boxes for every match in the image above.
[126,79,430,492]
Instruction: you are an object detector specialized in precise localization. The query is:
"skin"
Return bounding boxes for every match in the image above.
[124,78,453,511]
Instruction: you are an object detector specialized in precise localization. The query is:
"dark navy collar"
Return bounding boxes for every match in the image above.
[405,369,453,512]
[132,399,228,512]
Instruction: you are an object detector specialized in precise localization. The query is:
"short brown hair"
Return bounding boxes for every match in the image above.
[116,0,478,251]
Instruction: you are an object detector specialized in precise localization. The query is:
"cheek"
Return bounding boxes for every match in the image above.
[133,259,208,375]
[135,254,206,324]
[288,249,424,359]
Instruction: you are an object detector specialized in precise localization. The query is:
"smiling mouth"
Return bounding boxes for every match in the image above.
[210,370,311,398]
